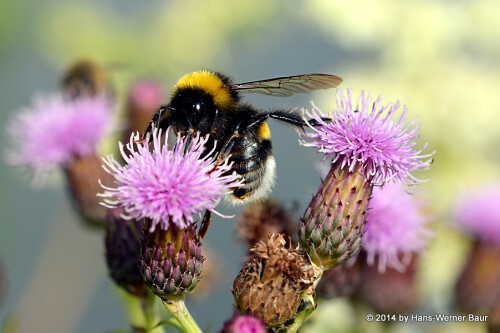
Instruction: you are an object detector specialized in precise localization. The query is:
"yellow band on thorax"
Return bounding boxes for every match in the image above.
[174,71,236,109]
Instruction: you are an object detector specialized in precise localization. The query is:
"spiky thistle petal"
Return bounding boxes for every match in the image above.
[6,93,114,181]
[99,127,243,231]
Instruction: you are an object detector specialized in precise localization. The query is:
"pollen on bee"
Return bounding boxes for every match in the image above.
[258,123,271,140]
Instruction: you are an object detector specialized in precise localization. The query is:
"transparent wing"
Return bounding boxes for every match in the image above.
[231,74,343,97]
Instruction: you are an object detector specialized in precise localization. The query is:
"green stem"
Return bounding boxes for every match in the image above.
[283,291,316,333]
[143,291,166,333]
[282,269,323,333]
[162,298,203,333]
[117,288,148,332]
[116,287,165,333]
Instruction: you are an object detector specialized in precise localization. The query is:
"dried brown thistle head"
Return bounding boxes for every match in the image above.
[232,233,320,329]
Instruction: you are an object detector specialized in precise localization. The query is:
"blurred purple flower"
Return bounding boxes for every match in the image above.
[453,185,500,245]
[363,183,432,272]
[7,93,114,180]
[128,80,164,113]
[301,89,433,185]
[100,128,243,231]
[220,313,267,333]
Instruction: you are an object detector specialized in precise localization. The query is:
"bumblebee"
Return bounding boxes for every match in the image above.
[140,70,342,236]
[61,60,111,99]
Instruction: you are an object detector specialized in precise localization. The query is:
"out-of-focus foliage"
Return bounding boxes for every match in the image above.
[39,0,282,78]
[0,0,24,52]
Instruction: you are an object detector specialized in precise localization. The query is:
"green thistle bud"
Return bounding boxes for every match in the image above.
[140,220,204,301]
[105,208,146,296]
[299,163,372,270]
[232,234,321,329]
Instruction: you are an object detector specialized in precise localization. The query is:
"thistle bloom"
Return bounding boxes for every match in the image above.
[100,128,243,231]
[453,185,500,244]
[363,183,432,272]
[301,89,432,185]
[125,80,165,141]
[299,89,432,270]
[7,93,114,180]
[220,314,267,333]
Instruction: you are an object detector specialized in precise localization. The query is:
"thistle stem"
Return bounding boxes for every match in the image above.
[163,298,203,333]
[143,291,166,333]
[282,270,323,333]
[117,288,148,332]
[283,291,316,333]
[116,288,165,333]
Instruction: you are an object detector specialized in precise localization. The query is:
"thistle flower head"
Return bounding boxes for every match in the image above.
[453,185,500,244]
[7,93,114,180]
[301,89,432,185]
[100,127,243,231]
[125,80,165,138]
[363,183,432,272]
[128,80,164,114]
[220,314,267,333]
[140,221,204,300]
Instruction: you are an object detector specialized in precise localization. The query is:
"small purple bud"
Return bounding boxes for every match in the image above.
[140,221,203,300]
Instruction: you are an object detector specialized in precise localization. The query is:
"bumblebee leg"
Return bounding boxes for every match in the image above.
[268,110,330,127]
[134,105,171,143]
[198,210,212,239]
[268,111,305,126]
[217,118,245,159]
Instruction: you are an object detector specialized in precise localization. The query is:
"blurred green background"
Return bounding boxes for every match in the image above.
[1,0,499,332]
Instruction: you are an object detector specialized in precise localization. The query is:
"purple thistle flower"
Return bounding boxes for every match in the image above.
[363,183,432,272]
[99,128,243,231]
[7,93,114,180]
[301,89,432,185]
[220,313,267,333]
[453,185,500,245]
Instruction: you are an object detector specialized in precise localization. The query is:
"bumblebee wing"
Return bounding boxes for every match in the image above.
[231,74,343,97]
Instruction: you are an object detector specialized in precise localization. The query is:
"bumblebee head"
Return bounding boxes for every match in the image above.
[172,70,239,115]
[169,89,217,129]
